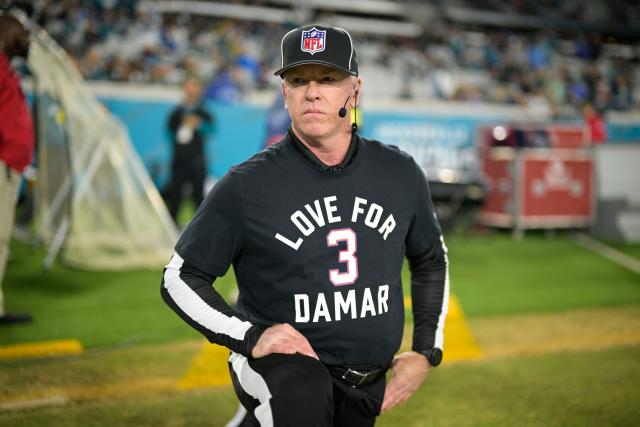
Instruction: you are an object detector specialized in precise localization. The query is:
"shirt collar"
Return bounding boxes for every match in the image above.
[287,128,359,172]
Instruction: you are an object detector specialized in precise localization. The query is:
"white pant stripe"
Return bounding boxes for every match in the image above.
[229,352,274,427]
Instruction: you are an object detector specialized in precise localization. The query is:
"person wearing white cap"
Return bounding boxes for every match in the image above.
[161,24,449,426]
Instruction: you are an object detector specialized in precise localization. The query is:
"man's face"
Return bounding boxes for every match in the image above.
[184,78,202,104]
[282,64,359,142]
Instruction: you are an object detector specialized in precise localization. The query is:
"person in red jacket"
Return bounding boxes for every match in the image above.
[0,13,34,325]
[582,102,607,144]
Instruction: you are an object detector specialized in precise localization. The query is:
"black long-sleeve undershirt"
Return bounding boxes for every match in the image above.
[408,238,448,352]
[161,256,267,357]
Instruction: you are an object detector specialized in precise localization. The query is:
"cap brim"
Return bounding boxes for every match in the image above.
[274,59,357,77]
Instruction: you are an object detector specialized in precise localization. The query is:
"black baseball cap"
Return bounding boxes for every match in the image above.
[274,24,358,77]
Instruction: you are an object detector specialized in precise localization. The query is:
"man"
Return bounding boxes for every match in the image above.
[161,24,448,426]
[0,13,34,325]
[165,76,214,223]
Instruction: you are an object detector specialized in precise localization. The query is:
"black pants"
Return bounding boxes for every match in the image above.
[165,159,205,221]
[228,353,386,427]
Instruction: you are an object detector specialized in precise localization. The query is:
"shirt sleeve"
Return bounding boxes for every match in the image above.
[160,254,267,357]
[408,239,449,352]
[405,162,450,352]
[405,162,442,257]
[161,172,268,356]
[198,107,214,136]
[167,107,181,134]
[176,172,243,277]
[198,106,213,124]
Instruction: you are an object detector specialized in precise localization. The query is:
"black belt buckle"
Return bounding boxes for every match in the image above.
[341,368,372,387]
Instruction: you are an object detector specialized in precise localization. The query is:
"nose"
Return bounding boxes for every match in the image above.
[304,80,321,101]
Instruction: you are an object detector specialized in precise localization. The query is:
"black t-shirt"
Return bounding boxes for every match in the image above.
[167,103,213,164]
[176,130,441,366]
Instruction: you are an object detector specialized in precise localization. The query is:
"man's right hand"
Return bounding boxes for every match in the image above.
[251,323,318,360]
[183,115,201,129]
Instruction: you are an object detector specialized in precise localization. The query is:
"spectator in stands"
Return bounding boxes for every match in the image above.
[263,92,291,148]
[25,1,640,113]
[165,76,214,224]
[545,67,569,108]
[582,102,607,144]
[204,65,242,102]
[0,13,34,325]
[611,74,633,110]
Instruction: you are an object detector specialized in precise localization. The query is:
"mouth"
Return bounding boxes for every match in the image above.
[303,110,325,115]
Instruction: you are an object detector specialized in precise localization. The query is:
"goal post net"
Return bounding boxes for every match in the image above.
[25,19,179,270]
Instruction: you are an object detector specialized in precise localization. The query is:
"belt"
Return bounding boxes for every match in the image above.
[327,363,389,387]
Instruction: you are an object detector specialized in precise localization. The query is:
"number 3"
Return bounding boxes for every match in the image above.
[327,228,358,286]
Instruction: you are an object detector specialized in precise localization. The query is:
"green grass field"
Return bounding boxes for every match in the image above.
[2,344,638,427]
[1,231,639,426]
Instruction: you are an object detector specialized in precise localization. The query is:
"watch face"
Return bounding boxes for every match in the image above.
[428,349,443,367]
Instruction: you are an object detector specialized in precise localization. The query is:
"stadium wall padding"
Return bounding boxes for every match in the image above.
[100,98,268,189]
[97,97,640,190]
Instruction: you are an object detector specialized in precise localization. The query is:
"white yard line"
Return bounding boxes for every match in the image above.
[0,395,68,411]
[573,233,640,274]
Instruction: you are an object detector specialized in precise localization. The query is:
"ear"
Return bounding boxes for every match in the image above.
[353,77,362,97]
[352,80,361,107]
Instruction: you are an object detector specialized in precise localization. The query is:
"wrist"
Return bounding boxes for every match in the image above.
[415,348,443,367]
[244,323,269,358]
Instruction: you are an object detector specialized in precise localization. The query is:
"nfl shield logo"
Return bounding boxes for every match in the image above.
[301,27,326,55]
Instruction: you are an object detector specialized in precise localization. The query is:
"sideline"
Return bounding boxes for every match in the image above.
[573,233,640,274]
[2,305,640,411]
[0,395,67,411]
[0,378,175,412]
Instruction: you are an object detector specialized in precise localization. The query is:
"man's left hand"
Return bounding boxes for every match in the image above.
[381,351,430,413]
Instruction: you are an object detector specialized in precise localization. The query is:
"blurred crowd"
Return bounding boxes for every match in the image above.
[457,0,639,27]
[32,0,281,102]
[384,26,637,116]
[27,0,640,114]
[456,0,640,26]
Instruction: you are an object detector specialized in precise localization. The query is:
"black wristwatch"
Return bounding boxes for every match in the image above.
[418,348,443,367]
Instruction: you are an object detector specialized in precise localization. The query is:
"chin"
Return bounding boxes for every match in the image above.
[299,123,329,138]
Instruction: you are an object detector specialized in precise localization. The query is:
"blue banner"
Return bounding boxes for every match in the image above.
[101,98,267,188]
[362,112,499,181]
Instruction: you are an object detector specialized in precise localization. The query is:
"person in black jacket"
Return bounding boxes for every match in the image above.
[165,76,213,223]
[161,25,448,426]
